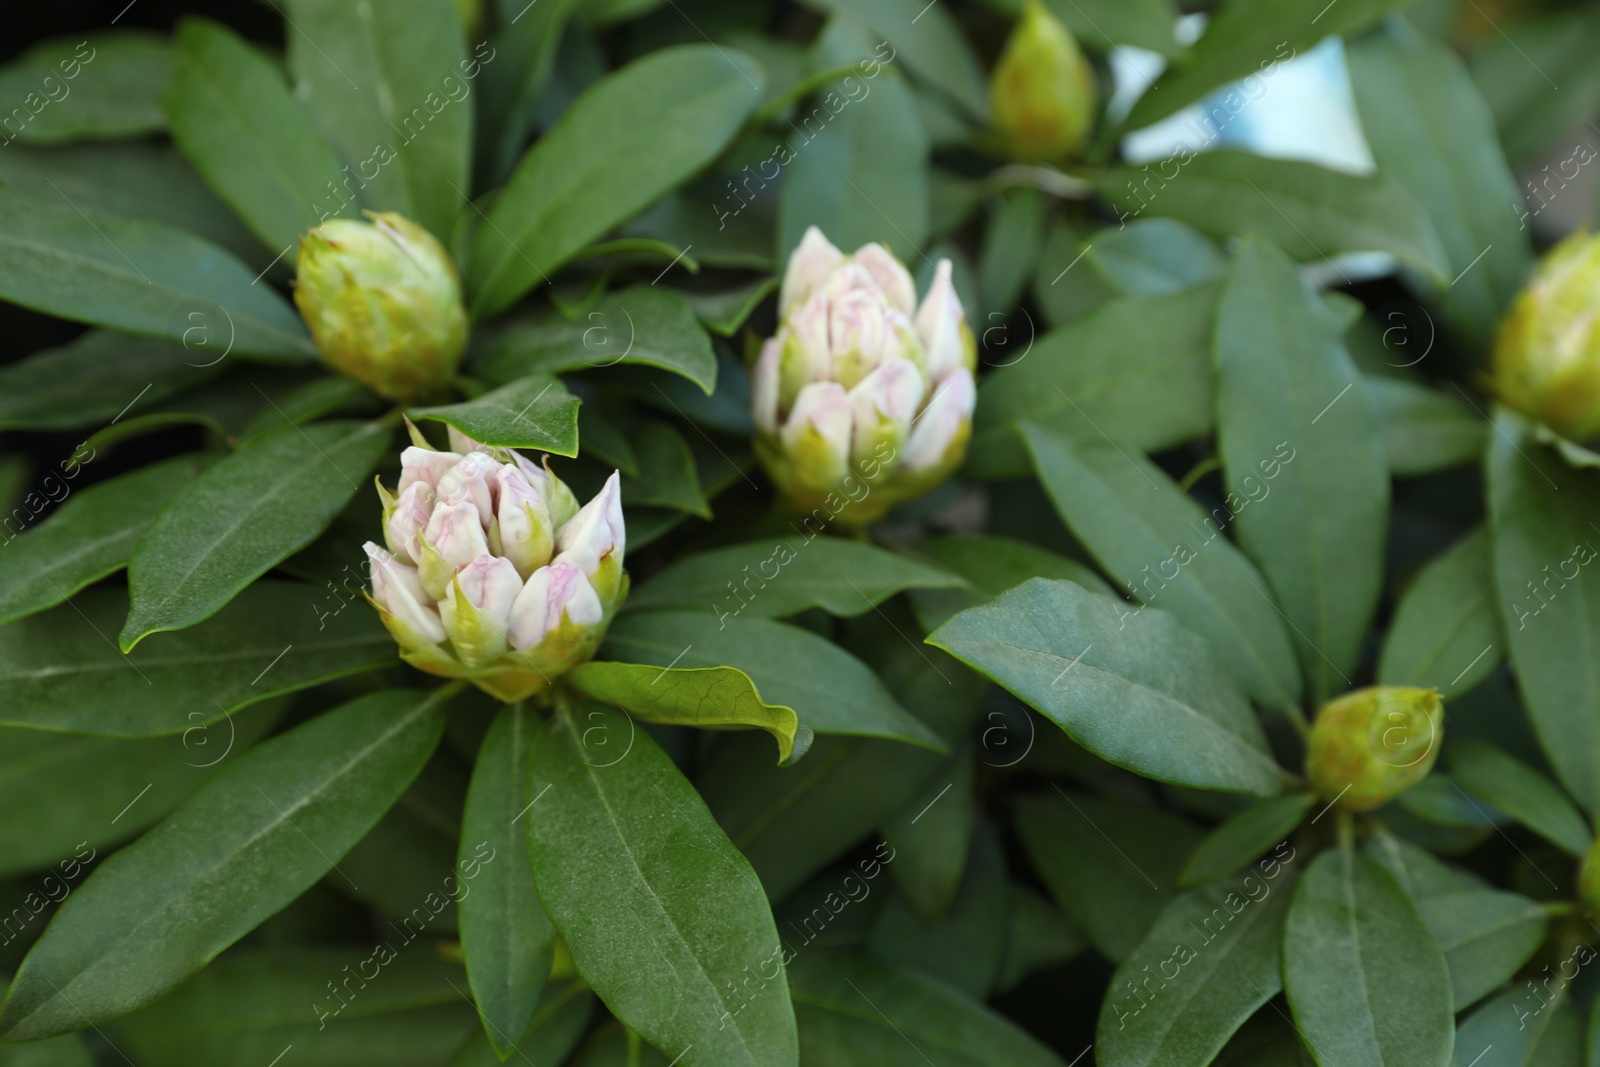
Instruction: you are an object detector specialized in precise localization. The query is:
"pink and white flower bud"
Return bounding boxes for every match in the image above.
[848,356,924,461]
[398,446,465,494]
[852,243,917,315]
[365,542,446,645]
[902,368,977,472]
[916,259,973,382]
[830,288,890,390]
[555,471,625,601]
[384,481,436,566]
[441,553,521,666]
[782,381,853,490]
[752,337,781,435]
[507,561,604,651]
[495,464,553,579]
[434,450,499,527]
[420,500,490,599]
[447,425,498,456]
[779,294,834,409]
[779,226,845,317]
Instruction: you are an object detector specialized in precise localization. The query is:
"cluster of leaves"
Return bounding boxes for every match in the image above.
[0,0,1598,1065]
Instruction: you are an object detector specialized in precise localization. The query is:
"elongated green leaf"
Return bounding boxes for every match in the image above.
[1348,19,1532,347]
[0,142,256,261]
[119,420,389,649]
[1488,409,1600,813]
[1379,527,1502,698]
[529,703,798,1067]
[458,707,554,1059]
[1100,152,1449,282]
[0,33,169,144]
[1450,741,1590,857]
[1015,791,1202,962]
[931,579,1284,795]
[469,45,763,315]
[1124,0,1408,129]
[447,979,594,1066]
[0,583,395,736]
[1085,218,1227,296]
[798,0,986,118]
[164,18,346,259]
[1452,987,1582,1067]
[968,285,1217,480]
[996,886,1087,994]
[0,688,448,1040]
[283,0,471,239]
[1283,849,1453,1067]
[478,287,717,394]
[1215,237,1389,703]
[979,188,1046,319]
[117,949,476,1066]
[601,611,943,749]
[1181,795,1315,887]
[0,186,314,361]
[409,375,579,454]
[1024,422,1302,712]
[474,0,586,185]
[908,535,1110,632]
[1470,13,1600,167]
[627,536,963,619]
[1097,869,1297,1067]
[0,456,204,626]
[0,331,220,432]
[566,660,812,765]
[787,951,1063,1067]
[880,753,976,921]
[622,421,710,517]
[777,14,928,258]
[678,276,780,338]
[1366,377,1488,477]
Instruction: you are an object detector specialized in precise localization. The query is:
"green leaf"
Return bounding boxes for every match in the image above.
[1124,0,1408,129]
[777,14,928,259]
[0,141,257,262]
[528,703,799,1067]
[798,0,986,119]
[627,536,963,619]
[1212,1014,1315,1067]
[1378,526,1502,699]
[678,276,780,338]
[979,189,1046,318]
[1450,741,1590,857]
[601,610,944,750]
[1085,218,1227,296]
[0,186,315,362]
[458,707,555,1059]
[0,688,449,1040]
[621,420,710,517]
[0,33,170,144]
[1347,18,1532,347]
[1214,237,1390,703]
[0,1030,91,1067]
[1366,377,1489,478]
[1282,849,1454,1067]
[1035,0,1181,58]
[447,979,595,1067]
[996,886,1087,994]
[119,419,390,650]
[1023,421,1303,712]
[0,456,205,626]
[867,821,1010,999]
[474,0,587,185]
[787,951,1064,1067]
[931,579,1285,795]
[116,948,477,1066]
[1452,987,1583,1067]
[1470,13,1600,167]
[968,284,1217,480]
[880,753,976,920]
[478,287,718,393]
[469,45,763,315]
[1181,795,1314,887]
[1100,152,1449,282]
[1097,869,1298,1067]
[1015,790,1202,962]
[565,660,812,765]
[0,330,221,432]
[0,583,396,736]
[410,375,579,454]
[1487,409,1600,813]
[577,407,639,476]
[907,534,1110,632]
[282,0,472,239]
[164,18,347,260]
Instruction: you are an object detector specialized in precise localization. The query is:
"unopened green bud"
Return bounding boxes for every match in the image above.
[989,0,1096,163]
[295,211,468,401]
[1305,686,1443,812]
[1492,231,1600,443]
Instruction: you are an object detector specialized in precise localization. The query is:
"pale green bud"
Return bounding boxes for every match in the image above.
[295,211,468,401]
[1492,231,1600,443]
[990,0,1097,163]
[1305,686,1444,812]
[366,435,625,702]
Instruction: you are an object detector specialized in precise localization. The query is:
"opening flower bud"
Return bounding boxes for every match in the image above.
[295,211,468,401]
[989,0,1097,163]
[1305,686,1444,812]
[1492,231,1600,443]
